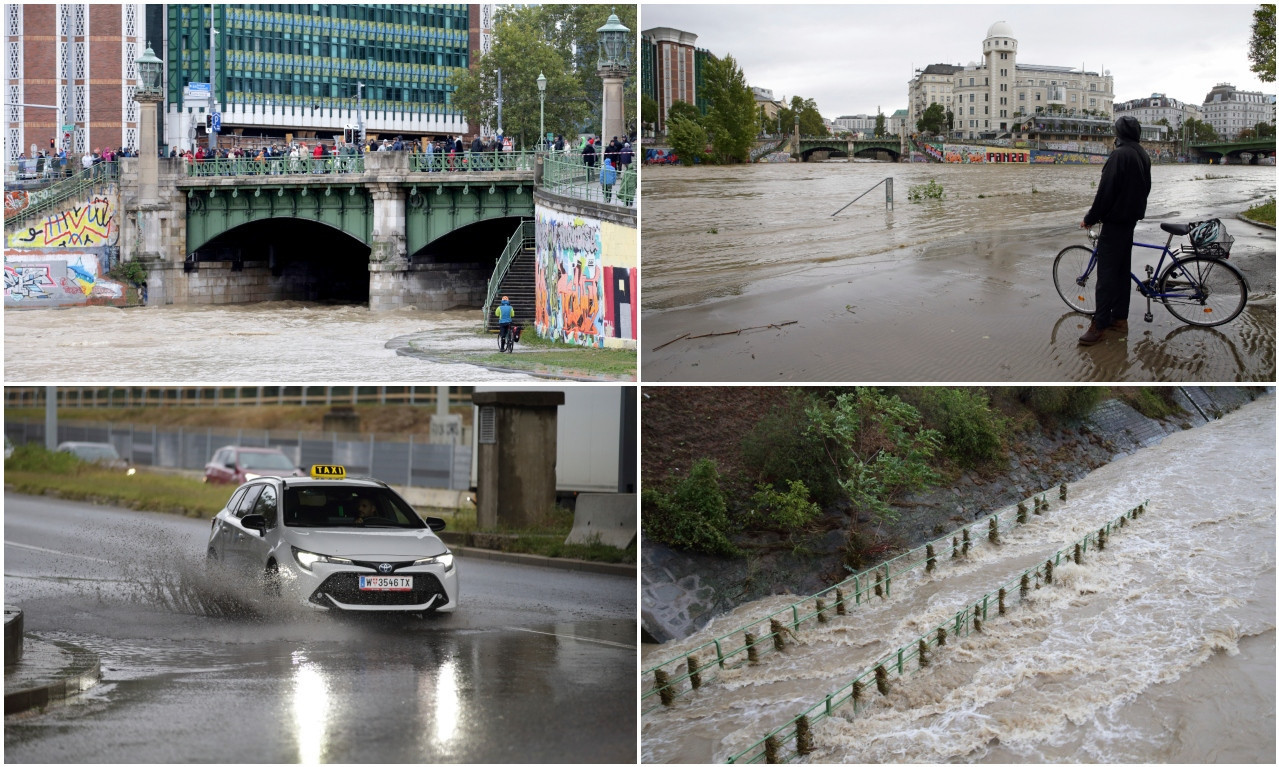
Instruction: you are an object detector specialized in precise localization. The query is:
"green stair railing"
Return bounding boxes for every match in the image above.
[5,162,119,226]
[483,219,535,326]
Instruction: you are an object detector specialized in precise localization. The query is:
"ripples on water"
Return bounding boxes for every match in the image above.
[640,396,1276,763]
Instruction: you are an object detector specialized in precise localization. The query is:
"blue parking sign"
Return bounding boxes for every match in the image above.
[211,111,222,133]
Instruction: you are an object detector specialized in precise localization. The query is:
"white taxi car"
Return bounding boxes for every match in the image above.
[206,465,458,614]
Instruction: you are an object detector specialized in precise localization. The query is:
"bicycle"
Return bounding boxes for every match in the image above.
[1052,221,1248,328]
[498,322,520,353]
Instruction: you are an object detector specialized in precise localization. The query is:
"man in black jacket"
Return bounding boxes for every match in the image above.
[1078,115,1151,345]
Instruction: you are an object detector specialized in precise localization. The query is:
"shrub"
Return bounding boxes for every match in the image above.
[641,458,739,556]
[907,179,944,201]
[914,388,1006,466]
[1015,387,1104,421]
[1123,387,1182,420]
[5,444,81,474]
[806,388,941,525]
[740,389,841,506]
[749,479,821,532]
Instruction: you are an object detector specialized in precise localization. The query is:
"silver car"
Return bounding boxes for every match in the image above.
[206,467,458,614]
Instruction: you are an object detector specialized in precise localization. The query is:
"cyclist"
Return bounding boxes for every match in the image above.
[494,296,515,350]
[1077,115,1151,345]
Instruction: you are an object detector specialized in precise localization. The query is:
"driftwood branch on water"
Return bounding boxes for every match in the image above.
[651,321,798,351]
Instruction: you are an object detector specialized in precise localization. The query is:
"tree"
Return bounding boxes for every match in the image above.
[916,103,947,135]
[665,99,702,128]
[777,96,827,137]
[1183,117,1220,143]
[1256,121,1276,138]
[700,54,757,163]
[1250,4,1275,83]
[666,116,709,165]
[641,94,660,136]
[875,111,886,138]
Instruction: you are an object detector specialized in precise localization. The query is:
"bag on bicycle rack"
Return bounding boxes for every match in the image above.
[512,323,522,343]
[1187,218,1234,259]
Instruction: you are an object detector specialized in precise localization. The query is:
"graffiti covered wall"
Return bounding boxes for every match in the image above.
[4,186,127,307]
[534,206,638,349]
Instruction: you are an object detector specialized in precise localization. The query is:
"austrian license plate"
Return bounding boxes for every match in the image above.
[358,575,413,591]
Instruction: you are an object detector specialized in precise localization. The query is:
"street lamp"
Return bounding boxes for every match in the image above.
[136,45,163,96]
[537,71,547,151]
[596,11,631,143]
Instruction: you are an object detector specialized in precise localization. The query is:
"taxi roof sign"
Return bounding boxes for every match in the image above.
[311,464,346,479]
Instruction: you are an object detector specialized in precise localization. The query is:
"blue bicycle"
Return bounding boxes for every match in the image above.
[1052,221,1248,327]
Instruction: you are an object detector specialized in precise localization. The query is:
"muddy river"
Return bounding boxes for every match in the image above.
[2,303,539,382]
[641,395,1276,763]
[641,162,1276,381]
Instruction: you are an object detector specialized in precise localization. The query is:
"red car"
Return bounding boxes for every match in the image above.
[204,446,305,484]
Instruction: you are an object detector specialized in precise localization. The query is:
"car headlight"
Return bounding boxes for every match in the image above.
[414,552,455,572]
[292,547,353,571]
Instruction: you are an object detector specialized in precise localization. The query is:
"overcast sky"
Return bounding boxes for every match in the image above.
[640,3,1274,118]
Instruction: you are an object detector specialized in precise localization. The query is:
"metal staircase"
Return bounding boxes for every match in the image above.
[4,162,119,227]
[483,219,537,332]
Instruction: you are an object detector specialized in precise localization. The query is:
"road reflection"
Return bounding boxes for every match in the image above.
[291,652,330,764]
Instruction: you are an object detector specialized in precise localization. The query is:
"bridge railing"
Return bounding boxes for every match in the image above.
[4,161,119,225]
[724,499,1151,764]
[182,155,366,178]
[642,486,1080,715]
[410,149,536,173]
[541,153,636,207]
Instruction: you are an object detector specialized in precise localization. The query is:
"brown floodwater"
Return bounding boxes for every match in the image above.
[641,162,1276,381]
[641,396,1276,763]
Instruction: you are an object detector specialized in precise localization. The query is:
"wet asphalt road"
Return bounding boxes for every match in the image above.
[3,493,637,763]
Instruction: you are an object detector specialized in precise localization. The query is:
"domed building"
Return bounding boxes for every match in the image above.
[909,21,1115,140]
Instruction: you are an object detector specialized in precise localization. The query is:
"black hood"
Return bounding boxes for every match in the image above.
[1115,115,1142,143]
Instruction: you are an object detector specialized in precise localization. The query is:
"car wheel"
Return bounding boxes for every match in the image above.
[263,561,282,598]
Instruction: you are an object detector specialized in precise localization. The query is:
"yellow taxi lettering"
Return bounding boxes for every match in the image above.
[310,464,347,479]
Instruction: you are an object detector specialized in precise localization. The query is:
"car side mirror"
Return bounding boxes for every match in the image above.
[424,516,446,533]
[225,461,236,469]
[241,514,267,535]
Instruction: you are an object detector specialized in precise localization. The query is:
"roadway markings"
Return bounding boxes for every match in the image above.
[505,626,635,649]
[4,540,114,563]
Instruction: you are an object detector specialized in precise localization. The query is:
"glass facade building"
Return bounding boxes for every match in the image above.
[162,4,480,149]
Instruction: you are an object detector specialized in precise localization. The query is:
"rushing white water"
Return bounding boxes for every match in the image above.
[641,394,1275,763]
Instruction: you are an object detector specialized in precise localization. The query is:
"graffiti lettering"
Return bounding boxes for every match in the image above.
[5,188,118,248]
[4,265,55,300]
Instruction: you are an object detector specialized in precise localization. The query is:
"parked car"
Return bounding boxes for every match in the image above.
[205,465,457,615]
[204,446,305,484]
[56,441,135,475]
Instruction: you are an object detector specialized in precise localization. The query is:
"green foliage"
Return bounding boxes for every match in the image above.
[1014,387,1104,421]
[739,390,842,506]
[108,260,148,285]
[666,117,710,165]
[806,388,941,525]
[642,458,739,556]
[1182,117,1220,143]
[5,444,81,474]
[1123,387,1183,420]
[642,94,661,132]
[666,99,702,127]
[915,388,1006,466]
[778,95,828,137]
[915,102,948,135]
[701,54,758,163]
[907,179,944,201]
[1244,196,1275,226]
[749,480,821,532]
[1250,3,1275,83]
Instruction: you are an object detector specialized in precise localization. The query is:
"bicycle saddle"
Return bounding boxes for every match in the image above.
[1160,223,1191,236]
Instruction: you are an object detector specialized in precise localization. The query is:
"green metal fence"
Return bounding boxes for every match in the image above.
[724,498,1151,764]
[4,162,119,225]
[410,149,536,173]
[642,487,1083,714]
[183,155,365,177]
[540,153,636,207]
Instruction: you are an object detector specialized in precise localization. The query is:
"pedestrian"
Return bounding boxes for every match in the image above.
[1077,115,1151,345]
[425,137,435,171]
[582,137,597,181]
[619,141,633,171]
[600,157,617,202]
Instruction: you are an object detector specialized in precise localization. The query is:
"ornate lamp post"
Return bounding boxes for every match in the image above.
[596,11,630,144]
[134,44,164,203]
[537,71,547,151]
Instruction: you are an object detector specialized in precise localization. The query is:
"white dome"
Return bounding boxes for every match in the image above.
[986,21,1014,39]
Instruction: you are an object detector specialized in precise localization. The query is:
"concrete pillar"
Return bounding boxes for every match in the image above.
[471,391,565,529]
[600,72,626,143]
[135,94,161,204]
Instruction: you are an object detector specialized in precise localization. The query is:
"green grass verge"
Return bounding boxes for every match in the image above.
[4,468,233,517]
[479,331,637,379]
[1242,197,1275,226]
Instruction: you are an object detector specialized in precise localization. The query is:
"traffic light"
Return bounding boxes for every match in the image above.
[206,113,213,132]
[343,125,355,144]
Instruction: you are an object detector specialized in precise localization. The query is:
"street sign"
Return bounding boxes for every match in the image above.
[188,81,211,91]
[62,124,75,132]
[211,111,221,134]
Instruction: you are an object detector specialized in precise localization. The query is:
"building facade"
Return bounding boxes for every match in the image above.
[1200,83,1275,140]
[1113,93,1202,133]
[4,3,145,161]
[161,4,483,152]
[640,26,710,133]
[907,63,960,133]
[832,114,878,135]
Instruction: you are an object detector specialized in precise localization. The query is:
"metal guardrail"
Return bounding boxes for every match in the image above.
[4,162,119,224]
[410,149,536,173]
[724,498,1152,764]
[541,154,636,207]
[2,386,468,409]
[642,486,1081,714]
[183,155,365,177]
[484,219,534,325]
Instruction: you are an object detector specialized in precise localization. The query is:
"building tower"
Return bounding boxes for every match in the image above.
[983,21,1017,135]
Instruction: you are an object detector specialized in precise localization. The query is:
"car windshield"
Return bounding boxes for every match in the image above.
[282,486,426,529]
[67,444,121,462]
[239,451,297,470]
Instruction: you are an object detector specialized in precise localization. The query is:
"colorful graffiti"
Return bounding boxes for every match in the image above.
[4,250,125,304]
[534,208,638,348]
[4,189,29,218]
[1029,150,1107,165]
[5,189,118,248]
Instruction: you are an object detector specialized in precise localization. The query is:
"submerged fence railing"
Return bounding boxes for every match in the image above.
[643,484,1085,714]
[724,497,1152,764]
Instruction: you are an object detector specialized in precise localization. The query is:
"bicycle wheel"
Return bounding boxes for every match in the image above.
[1052,245,1098,314]
[1157,256,1248,327]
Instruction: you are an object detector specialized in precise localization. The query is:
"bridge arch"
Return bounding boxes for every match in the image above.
[185,184,371,254]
